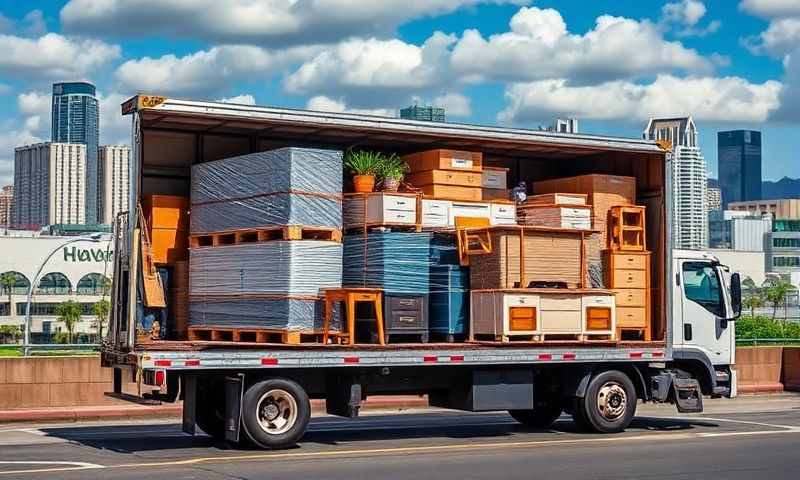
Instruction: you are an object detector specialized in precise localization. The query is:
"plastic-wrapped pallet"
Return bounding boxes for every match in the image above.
[190,147,343,233]
[429,232,460,266]
[189,241,342,297]
[188,296,333,330]
[342,232,432,294]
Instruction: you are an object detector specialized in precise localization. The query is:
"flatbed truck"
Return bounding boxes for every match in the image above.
[102,95,742,449]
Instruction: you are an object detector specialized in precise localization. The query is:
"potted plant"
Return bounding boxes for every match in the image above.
[344,150,383,193]
[378,154,409,192]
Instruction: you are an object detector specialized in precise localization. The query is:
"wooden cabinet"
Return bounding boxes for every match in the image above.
[606,250,651,341]
[470,290,541,341]
[581,294,616,336]
[482,167,508,189]
[421,199,451,228]
[420,184,482,202]
[343,193,418,228]
[371,293,429,343]
[403,149,483,173]
[407,170,482,187]
[490,203,516,225]
[609,205,646,251]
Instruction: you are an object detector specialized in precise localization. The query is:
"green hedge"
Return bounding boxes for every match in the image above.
[736,315,800,340]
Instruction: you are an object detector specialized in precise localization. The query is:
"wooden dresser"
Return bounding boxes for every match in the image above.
[605,251,651,341]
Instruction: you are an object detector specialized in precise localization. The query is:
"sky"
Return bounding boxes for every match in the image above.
[0,0,798,187]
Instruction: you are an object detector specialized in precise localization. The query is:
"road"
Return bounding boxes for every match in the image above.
[1,396,800,479]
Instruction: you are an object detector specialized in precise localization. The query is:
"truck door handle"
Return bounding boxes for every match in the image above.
[684,324,692,341]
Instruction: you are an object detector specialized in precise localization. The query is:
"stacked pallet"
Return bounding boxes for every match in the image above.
[404,149,484,202]
[343,232,432,342]
[188,147,344,341]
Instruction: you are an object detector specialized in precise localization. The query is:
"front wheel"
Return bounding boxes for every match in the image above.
[572,370,637,433]
[241,378,311,449]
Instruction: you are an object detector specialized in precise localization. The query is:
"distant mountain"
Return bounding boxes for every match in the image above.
[762,177,800,200]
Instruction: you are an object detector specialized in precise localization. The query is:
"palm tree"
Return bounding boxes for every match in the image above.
[55,300,82,344]
[741,277,758,295]
[764,278,793,320]
[742,292,763,317]
[0,272,16,317]
[92,299,110,340]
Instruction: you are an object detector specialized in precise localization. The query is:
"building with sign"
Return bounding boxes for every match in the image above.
[0,234,114,339]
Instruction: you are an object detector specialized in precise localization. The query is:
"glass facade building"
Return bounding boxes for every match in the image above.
[400,105,445,122]
[718,130,761,209]
[52,82,100,223]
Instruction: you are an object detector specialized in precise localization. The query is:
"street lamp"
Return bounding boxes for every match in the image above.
[23,233,105,356]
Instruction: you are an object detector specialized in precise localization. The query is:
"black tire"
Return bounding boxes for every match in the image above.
[574,370,637,433]
[241,378,311,449]
[195,379,225,440]
[509,402,562,429]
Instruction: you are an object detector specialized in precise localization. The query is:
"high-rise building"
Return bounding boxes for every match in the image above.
[718,130,761,209]
[728,199,800,219]
[12,143,87,228]
[98,145,130,224]
[400,105,445,122]
[0,185,13,228]
[707,178,722,213]
[52,82,99,224]
[644,117,708,250]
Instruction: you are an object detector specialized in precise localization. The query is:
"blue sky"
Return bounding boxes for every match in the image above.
[0,0,798,186]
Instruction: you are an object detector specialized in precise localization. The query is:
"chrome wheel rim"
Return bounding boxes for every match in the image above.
[256,389,298,435]
[596,381,627,421]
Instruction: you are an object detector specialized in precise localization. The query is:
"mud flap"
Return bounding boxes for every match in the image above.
[182,375,196,435]
[326,378,362,418]
[224,374,245,443]
[673,377,703,413]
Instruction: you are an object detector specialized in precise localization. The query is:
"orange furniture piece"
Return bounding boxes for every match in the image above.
[142,195,189,264]
[402,149,483,173]
[605,250,652,341]
[454,216,492,266]
[609,205,646,251]
[322,288,385,345]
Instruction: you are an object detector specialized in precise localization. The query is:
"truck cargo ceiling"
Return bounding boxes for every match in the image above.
[123,95,664,159]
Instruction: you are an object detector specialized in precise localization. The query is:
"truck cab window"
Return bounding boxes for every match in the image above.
[682,262,724,317]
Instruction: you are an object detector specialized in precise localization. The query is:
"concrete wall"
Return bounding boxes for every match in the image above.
[0,356,137,409]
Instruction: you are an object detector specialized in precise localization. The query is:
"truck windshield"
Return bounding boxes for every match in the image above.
[682,261,724,317]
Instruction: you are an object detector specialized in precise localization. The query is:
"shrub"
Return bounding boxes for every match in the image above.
[736,314,800,339]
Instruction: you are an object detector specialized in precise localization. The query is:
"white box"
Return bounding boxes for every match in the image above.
[344,193,417,228]
[490,203,516,225]
[448,202,491,226]
[482,169,507,189]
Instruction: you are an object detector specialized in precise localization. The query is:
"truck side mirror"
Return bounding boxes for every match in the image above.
[730,273,742,319]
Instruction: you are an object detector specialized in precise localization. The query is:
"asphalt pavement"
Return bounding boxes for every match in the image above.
[1,395,799,479]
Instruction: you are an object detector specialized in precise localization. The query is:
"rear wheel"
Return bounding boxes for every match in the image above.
[241,378,311,449]
[573,370,637,433]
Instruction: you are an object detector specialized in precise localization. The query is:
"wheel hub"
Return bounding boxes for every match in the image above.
[262,402,280,421]
[256,389,299,435]
[597,382,627,421]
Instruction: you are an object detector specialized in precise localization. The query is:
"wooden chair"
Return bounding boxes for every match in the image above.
[322,288,385,345]
[455,216,492,266]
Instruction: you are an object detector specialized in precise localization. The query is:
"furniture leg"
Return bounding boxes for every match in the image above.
[347,296,356,345]
[322,298,332,344]
[373,296,386,346]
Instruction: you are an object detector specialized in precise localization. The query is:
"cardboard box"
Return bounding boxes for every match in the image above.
[143,195,189,230]
[403,149,483,173]
[150,228,189,264]
[407,169,482,187]
[420,184,482,202]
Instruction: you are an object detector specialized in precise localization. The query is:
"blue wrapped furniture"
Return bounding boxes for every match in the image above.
[429,265,470,341]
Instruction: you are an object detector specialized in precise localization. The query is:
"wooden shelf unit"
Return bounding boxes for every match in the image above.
[606,250,651,341]
[609,205,646,251]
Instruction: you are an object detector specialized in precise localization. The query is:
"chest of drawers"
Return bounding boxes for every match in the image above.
[606,250,651,341]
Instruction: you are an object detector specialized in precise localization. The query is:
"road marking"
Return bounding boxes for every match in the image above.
[667,415,800,430]
[0,461,103,476]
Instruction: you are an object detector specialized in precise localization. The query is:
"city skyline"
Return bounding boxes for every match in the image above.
[0,1,798,187]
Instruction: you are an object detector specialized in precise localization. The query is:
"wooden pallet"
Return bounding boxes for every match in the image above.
[190,225,342,248]
[343,223,422,234]
[187,327,323,344]
[472,333,542,343]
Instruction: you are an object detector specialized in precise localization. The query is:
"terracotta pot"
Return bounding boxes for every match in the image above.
[383,177,401,192]
[353,174,375,193]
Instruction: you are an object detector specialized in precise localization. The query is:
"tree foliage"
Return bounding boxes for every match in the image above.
[55,300,82,344]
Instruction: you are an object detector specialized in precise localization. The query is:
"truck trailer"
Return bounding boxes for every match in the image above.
[102,95,742,449]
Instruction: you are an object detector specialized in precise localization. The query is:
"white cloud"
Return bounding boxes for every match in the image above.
[306,96,396,117]
[22,10,47,37]
[772,47,800,122]
[17,91,51,139]
[217,94,257,105]
[99,91,132,145]
[0,32,120,79]
[743,18,800,57]
[450,7,713,84]
[61,0,529,45]
[433,92,471,117]
[115,45,317,97]
[740,0,800,18]
[0,12,13,32]
[499,75,782,124]
[662,0,707,26]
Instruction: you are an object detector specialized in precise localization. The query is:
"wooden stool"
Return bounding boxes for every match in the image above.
[322,288,385,345]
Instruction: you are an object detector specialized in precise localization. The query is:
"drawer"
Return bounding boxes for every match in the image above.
[449,202,491,225]
[581,295,615,308]
[386,310,427,330]
[482,170,507,189]
[610,269,647,289]
[382,209,416,224]
[407,170,481,187]
[616,307,647,328]
[539,295,581,311]
[612,253,648,270]
[386,295,426,312]
[490,203,516,219]
[502,294,539,309]
[421,213,448,228]
[380,195,416,212]
[491,215,517,226]
[585,306,613,331]
[561,207,591,220]
[508,306,537,332]
[613,289,647,307]
[421,185,482,202]
[539,310,582,333]
[421,199,451,216]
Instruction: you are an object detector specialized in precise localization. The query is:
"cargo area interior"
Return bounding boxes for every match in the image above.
[134,107,667,347]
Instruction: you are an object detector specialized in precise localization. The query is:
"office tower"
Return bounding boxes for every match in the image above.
[707,178,722,212]
[718,130,761,209]
[12,143,87,228]
[400,105,445,122]
[52,82,99,223]
[0,185,13,228]
[644,117,708,249]
[98,145,130,224]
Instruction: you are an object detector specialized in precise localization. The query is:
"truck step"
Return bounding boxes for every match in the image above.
[673,377,703,413]
[187,326,323,344]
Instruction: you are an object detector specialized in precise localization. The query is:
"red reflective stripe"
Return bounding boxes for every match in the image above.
[450,355,464,362]
[652,351,664,358]
[184,360,200,367]
[153,360,171,367]
[261,358,279,365]
[562,353,576,360]
[423,355,438,363]
[538,354,552,361]
[344,357,360,364]
[629,352,644,359]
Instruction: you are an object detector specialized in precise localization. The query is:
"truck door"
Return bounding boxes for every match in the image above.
[678,260,732,366]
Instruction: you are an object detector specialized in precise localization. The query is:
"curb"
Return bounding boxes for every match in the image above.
[738,382,785,395]
[0,396,429,424]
